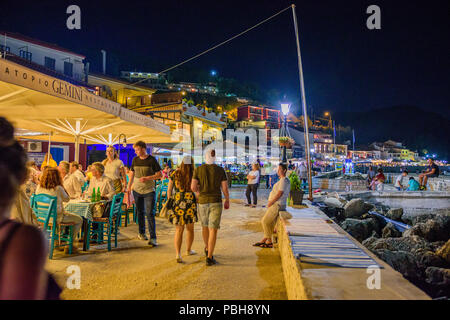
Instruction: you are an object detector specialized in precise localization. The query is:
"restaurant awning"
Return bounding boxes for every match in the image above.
[0,59,174,160]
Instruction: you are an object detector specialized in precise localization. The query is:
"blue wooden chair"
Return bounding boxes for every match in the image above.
[30,194,75,259]
[81,181,89,193]
[118,202,131,227]
[157,185,168,213]
[87,193,124,251]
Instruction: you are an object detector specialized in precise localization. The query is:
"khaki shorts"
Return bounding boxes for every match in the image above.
[198,202,223,229]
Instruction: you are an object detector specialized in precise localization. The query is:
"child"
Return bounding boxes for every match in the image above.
[407,177,420,191]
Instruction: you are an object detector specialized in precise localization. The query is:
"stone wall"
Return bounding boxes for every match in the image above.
[427,177,450,192]
[312,178,367,191]
[343,191,450,220]
[276,217,310,300]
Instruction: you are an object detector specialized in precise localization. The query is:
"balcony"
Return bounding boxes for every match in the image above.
[1,50,92,89]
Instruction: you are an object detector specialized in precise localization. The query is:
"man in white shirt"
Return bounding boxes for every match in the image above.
[70,161,86,186]
[58,161,82,199]
[253,163,290,248]
[395,170,408,191]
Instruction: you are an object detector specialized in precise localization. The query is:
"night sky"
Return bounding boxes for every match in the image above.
[1,0,449,117]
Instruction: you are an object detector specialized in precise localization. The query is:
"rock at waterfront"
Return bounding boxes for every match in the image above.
[402,215,450,242]
[424,267,450,298]
[385,208,403,221]
[364,235,434,253]
[324,197,344,208]
[374,249,422,280]
[436,240,450,264]
[340,218,380,242]
[416,250,448,269]
[382,223,402,238]
[343,199,373,218]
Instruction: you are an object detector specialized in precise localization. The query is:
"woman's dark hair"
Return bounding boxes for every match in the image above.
[377,168,383,173]
[279,163,288,173]
[0,117,28,212]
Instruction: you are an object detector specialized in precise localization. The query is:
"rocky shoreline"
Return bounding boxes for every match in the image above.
[318,193,450,299]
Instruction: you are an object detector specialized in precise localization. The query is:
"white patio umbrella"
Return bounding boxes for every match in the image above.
[0,59,173,161]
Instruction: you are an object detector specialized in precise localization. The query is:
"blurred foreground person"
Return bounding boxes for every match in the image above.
[0,117,60,299]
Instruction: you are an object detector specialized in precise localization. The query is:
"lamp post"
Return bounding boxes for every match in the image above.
[281,103,290,164]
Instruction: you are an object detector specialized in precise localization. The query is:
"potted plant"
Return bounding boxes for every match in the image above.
[277,136,295,148]
[288,171,304,205]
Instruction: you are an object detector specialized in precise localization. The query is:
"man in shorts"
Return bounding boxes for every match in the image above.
[191,149,230,266]
[419,158,440,190]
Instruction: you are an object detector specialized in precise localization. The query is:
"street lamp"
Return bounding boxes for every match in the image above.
[280,103,291,164]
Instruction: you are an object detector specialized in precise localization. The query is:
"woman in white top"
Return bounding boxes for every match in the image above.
[245,163,260,208]
[102,146,126,194]
[86,162,116,201]
[35,167,83,253]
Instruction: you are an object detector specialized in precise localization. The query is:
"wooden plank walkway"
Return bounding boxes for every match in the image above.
[283,208,381,268]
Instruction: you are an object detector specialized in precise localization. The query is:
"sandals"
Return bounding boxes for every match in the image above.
[253,241,266,247]
[252,242,273,248]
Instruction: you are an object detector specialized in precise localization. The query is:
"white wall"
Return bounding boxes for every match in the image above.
[0,35,85,81]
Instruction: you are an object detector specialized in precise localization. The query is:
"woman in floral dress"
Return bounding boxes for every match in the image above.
[167,156,198,263]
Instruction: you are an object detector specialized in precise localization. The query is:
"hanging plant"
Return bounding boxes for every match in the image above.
[277,136,295,148]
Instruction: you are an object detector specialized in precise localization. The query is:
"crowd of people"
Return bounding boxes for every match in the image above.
[366,158,440,192]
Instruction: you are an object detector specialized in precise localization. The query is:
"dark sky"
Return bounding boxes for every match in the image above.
[1,0,449,117]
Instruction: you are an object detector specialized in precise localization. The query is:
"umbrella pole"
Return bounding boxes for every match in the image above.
[47,131,52,165]
[74,135,80,163]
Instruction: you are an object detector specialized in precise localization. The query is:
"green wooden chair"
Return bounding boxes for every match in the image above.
[30,194,76,259]
[87,193,124,251]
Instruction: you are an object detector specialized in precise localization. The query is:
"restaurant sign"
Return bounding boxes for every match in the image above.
[0,59,121,116]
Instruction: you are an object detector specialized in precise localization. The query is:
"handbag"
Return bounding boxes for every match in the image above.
[159,198,173,218]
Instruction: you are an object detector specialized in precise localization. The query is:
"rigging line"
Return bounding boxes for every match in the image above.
[131,5,292,86]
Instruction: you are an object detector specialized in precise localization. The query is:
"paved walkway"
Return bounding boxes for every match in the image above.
[46,188,287,300]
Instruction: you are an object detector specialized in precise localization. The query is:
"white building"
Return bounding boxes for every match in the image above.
[0,32,85,82]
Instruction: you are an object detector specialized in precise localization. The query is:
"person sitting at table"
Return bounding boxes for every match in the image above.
[70,161,85,186]
[85,165,93,182]
[86,162,116,201]
[58,161,82,199]
[11,169,38,226]
[40,152,57,171]
[36,167,83,253]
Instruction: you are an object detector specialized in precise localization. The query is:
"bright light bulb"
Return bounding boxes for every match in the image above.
[281,103,290,116]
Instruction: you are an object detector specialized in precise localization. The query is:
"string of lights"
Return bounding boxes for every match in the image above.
[130,5,292,85]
